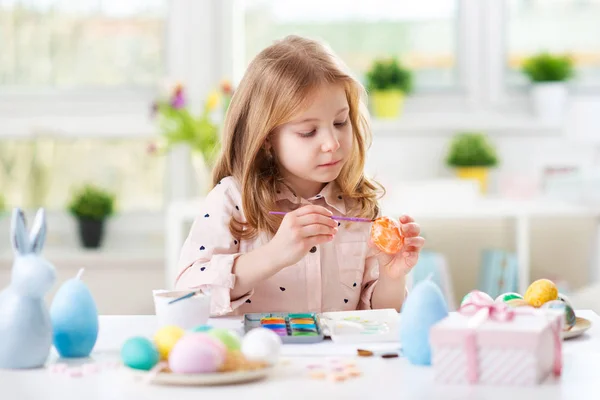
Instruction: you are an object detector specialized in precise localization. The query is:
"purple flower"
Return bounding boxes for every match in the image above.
[171,92,185,109]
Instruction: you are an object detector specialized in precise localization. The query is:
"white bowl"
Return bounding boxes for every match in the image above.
[152,289,211,329]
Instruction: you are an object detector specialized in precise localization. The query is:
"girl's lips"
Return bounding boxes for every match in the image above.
[318,160,341,167]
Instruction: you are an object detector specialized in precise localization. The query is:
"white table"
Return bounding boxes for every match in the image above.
[165,195,600,293]
[3,311,600,400]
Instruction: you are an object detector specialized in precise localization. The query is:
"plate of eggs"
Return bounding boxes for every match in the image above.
[461,278,592,340]
[120,324,282,385]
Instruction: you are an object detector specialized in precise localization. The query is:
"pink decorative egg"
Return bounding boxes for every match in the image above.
[186,332,227,355]
[460,290,493,308]
[168,333,225,374]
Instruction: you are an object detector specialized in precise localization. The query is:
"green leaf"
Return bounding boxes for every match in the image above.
[521,52,575,83]
[151,99,221,167]
[366,58,413,93]
[68,184,115,221]
[446,132,499,167]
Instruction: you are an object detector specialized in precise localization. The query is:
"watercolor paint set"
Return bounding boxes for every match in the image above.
[243,312,325,343]
[243,309,399,344]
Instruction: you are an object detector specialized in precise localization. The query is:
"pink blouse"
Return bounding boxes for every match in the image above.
[175,176,380,316]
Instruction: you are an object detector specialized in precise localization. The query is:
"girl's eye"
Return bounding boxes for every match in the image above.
[299,130,316,138]
[334,119,348,127]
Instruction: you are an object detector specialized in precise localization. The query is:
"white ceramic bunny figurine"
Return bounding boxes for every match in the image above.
[0,208,56,369]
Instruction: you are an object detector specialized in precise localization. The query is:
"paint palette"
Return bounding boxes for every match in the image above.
[243,313,325,344]
[319,309,399,343]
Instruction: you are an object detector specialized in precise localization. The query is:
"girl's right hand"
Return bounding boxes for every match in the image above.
[267,205,338,270]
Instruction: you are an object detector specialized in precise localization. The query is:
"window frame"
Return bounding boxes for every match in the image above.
[486,0,600,113]
[0,0,225,139]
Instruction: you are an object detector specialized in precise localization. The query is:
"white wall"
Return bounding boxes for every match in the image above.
[365,122,599,303]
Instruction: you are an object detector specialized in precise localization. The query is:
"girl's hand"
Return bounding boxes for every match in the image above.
[370,215,425,279]
[267,205,338,269]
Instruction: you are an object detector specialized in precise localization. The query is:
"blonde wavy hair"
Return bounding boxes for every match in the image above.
[212,35,384,240]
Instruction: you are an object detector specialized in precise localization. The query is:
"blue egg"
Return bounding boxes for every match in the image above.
[191,324,213,333]
[121,337,159,371]
[50,275,99,358]
[543,300,576,330]
[400,280,449,365]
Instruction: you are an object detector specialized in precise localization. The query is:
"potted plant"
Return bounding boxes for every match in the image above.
[149,81,231,199]
[521,52,574,122]
[68,185,115,249]
[445,132,499,193]
[366,58,413,119]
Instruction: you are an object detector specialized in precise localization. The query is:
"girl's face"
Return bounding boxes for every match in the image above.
[270,83,353,198]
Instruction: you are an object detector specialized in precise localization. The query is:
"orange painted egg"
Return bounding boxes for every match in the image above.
[370,216,404,254]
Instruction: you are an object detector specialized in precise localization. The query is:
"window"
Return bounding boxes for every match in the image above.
[0,1,169,212]
[0,0,166,89]
[506,0,600,89]
[240,0,460,91]
[0,138,165,211]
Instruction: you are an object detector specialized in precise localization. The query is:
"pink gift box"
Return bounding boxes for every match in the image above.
[430,308,563,386]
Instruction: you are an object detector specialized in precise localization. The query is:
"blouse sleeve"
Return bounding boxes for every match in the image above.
[174,178,251,316]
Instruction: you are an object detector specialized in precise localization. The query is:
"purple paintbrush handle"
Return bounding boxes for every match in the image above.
[268,211,372,223]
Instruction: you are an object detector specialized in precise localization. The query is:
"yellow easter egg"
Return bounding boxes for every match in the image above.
[154,325,185,360]
[524,279,558,308]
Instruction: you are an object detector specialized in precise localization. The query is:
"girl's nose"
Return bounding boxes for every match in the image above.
[321,129,340,153]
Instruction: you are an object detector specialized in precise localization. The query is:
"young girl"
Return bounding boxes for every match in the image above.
[175,35,424,316]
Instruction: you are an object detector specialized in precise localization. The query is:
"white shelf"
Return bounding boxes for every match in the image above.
[0,246,164,269]
[370,112,564,136]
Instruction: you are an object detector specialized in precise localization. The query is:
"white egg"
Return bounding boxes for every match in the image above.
[241,327,282,365]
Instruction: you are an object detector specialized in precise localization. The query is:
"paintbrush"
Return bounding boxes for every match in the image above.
[269,211,374,223]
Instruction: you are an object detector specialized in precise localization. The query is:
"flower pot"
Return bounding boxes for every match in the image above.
[77,218,105,249]
[456,167,489,194]
[530,82,568,123]
[370,90,405,119]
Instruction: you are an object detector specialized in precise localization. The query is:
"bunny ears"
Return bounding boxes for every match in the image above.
[11,208,47,256]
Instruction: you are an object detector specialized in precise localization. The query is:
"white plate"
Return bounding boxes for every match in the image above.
[562,317,592,340]
[126,366,275,386]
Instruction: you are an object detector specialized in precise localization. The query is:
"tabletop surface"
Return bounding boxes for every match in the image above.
[3,311,600,400]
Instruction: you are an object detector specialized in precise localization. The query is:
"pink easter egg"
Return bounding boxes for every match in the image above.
[168,334,224,374]
[460,290,493,308]
[185,332,227,356]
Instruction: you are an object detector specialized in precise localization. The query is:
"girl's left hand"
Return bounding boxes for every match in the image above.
[370,215,425,279]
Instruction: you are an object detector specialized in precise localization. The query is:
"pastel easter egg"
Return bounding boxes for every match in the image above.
[185,332,227,355]
[461,290,493,307]
[542,300,576,330]
[207,328,242,351]
[400,280,449,366]
[191,324,213,333]
[154,326,185,360]
[121,337,159,371]
[241,327,282,365]
[524,279,558,308]
[494,292,523,303]
[168,334,223,374]
[370,216,404,255]
[505,298,532,308]
[558,293,573,308]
